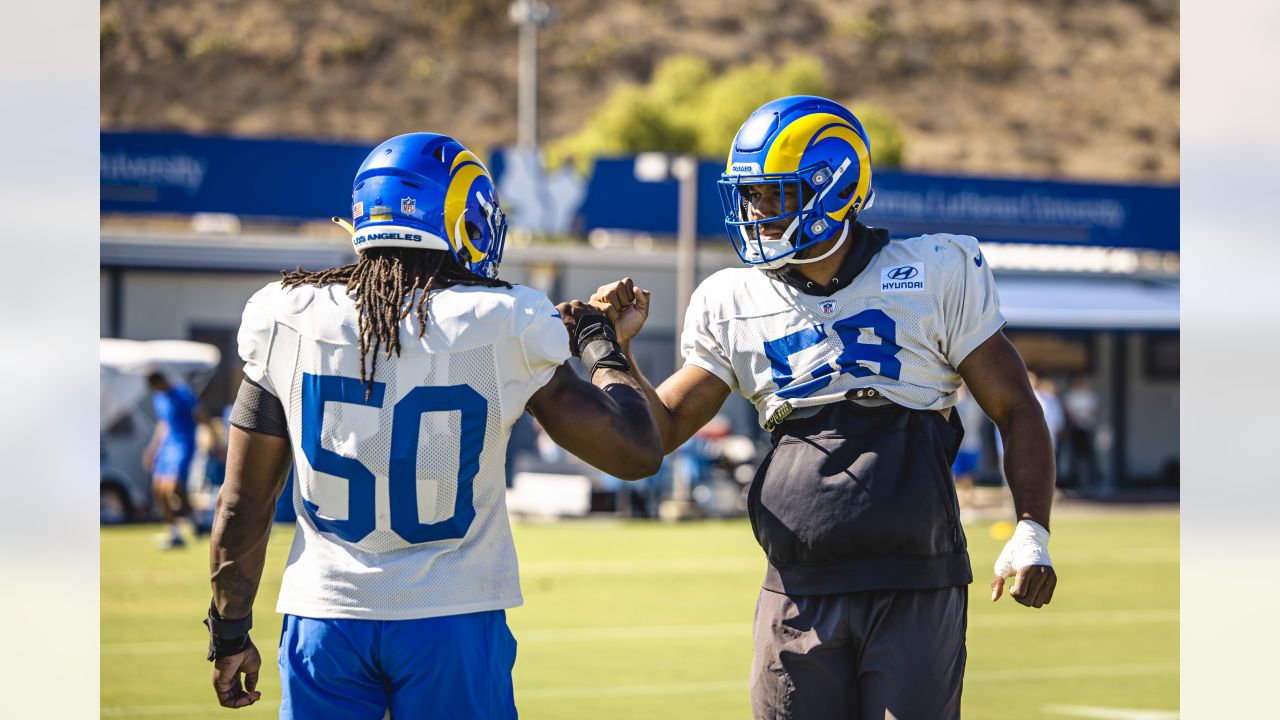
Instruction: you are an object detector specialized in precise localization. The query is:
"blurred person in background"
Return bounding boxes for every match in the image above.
[585,96,1057,720]
[951,384,986,520]
[203,133,661,718]
[144,370,203,549]
[190,406,231,536]
[1030,370,1066,452]
[1063,375,1102,489]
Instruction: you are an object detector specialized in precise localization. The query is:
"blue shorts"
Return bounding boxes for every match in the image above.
[278,610,517,720]
[152,446,194,485]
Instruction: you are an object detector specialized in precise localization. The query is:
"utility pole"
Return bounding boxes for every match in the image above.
[634,152,704,521]
[509,1,551,149]
[671,154,699,368]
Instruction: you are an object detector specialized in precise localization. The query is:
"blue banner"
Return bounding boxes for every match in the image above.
[568,158,1178,252]
[862,171,1178,252]
[101,132,372,220]
[102,133,1178,252]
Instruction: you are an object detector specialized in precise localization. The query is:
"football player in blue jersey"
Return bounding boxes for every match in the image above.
[586,96,1058,719]
[204,133,662,718]
[145,370,203,549]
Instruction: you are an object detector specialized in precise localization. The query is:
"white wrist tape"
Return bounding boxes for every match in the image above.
[993,520,1052,579]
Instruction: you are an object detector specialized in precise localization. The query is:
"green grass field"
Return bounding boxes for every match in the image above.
[102,510,1178,719]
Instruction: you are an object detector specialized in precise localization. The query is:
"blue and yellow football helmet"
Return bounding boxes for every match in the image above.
[717,96,875,269]
[344,133,507,279]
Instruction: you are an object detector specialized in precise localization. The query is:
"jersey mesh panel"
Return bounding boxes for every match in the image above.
[278,318,520,617]
[722,289,959,425]
[698,237,1001,425]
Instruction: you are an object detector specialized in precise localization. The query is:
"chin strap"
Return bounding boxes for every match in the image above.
[743,157,855,270]
[784,220,850,266]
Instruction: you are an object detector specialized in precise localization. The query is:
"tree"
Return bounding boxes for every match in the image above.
[547,55,906,171]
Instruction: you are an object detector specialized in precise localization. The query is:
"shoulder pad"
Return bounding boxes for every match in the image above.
[693,267,759,304]
[940,233,982,259]
[237,283,283,365]
[898,233,984,268]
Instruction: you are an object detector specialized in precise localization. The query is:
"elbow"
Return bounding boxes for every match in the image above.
[612,439,665,481]
[635,452,665,480]
[993,398,1053,448]
[661,436,683,456]
[613,462,661,482]
[1011,397,1050,431]
[620,452,665,481]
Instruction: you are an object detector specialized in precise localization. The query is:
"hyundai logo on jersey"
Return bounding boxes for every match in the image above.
[881,262,925,292]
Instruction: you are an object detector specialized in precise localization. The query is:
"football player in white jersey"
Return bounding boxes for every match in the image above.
[203,133,662,718]
[587,97,1058,719]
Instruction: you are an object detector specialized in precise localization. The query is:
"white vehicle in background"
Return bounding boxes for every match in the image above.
[100,339,220,524]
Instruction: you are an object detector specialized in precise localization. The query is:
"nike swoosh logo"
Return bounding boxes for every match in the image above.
[974,254,984,267]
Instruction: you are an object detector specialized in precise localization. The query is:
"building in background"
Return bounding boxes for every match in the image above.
[101,133,1178,495]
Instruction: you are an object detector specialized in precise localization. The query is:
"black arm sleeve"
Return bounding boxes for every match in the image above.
[228,378,289,438]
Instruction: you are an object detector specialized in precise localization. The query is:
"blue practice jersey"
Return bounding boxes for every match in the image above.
[153,384,198,451]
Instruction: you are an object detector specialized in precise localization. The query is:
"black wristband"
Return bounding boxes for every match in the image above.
[204,602,253,661]
[575,314,631,375]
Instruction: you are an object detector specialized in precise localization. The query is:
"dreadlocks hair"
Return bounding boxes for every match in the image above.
[281,247,511,397]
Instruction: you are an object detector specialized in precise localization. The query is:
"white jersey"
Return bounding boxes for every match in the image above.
[236,281,569,620]
[682,233,1005,429]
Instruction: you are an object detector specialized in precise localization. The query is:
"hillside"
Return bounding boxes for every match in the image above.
[100,0,1179,182]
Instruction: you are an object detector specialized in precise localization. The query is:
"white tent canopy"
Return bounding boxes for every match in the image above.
[100,339,221,428]
[997,275,1179,330]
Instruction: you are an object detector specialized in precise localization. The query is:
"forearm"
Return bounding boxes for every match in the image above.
[584,366,664,478]
[621,347,680,453]
[998,401,1056,530]
[209,467,285,619]
[531,362,664,480]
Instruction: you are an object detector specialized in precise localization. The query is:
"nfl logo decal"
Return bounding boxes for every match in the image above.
[401,197,416,215]
[820,300,836,316]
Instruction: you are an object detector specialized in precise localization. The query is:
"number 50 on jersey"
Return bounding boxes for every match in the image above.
[301,373,485,545]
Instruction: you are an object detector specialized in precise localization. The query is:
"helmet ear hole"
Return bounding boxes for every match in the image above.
[837,183,855,201]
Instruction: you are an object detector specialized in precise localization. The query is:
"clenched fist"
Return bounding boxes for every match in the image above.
[588,277,650,346]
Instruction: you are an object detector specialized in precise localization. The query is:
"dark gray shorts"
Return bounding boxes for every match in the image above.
[750,585,967,720]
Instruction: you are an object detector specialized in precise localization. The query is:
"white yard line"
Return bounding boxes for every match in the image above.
[100,545,1178,585]
[100,661,1178,715]
[968,662,1179,682]
[1044,704,1179,719]
[968,607,1179,628]
[519,679,745,701]
[517,662,1179,701]
[103,608,1178,655]
[101,702,278,717]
